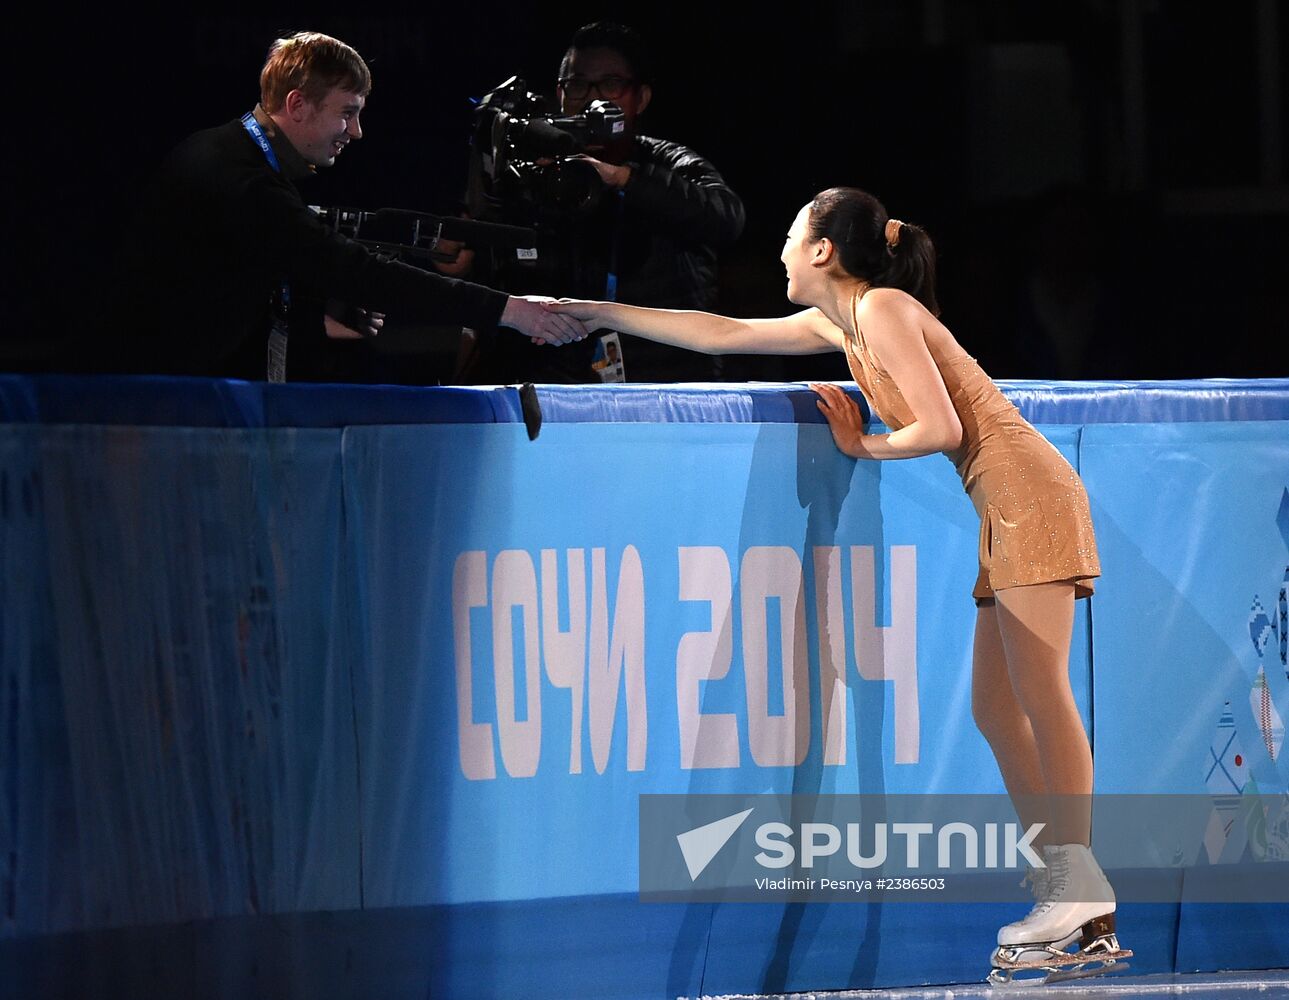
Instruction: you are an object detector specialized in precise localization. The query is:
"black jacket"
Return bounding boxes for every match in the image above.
[111,116,509,380]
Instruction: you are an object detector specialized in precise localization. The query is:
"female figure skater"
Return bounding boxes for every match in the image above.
[550,187,1127,981]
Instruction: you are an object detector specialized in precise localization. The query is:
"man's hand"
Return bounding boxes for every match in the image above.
[433,237,475,277]
[325,307,385,339]
[545,298,608,325]
[570,155,632,189]
[500,295,589,345]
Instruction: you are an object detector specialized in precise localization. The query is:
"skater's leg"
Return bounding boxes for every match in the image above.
[975,586,1126,982]
[993,581,1091,847]
[971,600,1050,842]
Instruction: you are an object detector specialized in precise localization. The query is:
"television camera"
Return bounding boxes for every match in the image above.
[467,76,626,221]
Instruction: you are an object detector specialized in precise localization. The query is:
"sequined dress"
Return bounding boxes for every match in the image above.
[842,297,1100,601]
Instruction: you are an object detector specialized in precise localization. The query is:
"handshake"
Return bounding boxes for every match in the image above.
[323,295,598,346]
[501,295,602,346]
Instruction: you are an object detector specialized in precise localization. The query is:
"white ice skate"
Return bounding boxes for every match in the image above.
[988,843,1132,985]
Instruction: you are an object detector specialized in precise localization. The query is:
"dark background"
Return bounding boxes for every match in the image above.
[7,2,1287,383]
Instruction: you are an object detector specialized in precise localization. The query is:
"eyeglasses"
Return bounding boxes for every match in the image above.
[556,75,636,101]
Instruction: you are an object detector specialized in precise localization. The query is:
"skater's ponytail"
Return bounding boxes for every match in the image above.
[808,187,940,316]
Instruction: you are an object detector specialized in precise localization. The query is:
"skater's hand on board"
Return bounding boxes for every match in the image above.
[810,382,866,457]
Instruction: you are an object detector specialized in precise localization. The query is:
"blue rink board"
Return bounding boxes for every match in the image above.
[2,375,1289,999]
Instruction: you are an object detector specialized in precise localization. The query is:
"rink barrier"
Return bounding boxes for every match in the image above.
[1,375,1287,998]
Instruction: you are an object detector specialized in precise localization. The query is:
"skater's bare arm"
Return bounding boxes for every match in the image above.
[546,300,844,355]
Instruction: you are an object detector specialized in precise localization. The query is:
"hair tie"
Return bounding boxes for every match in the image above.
[885,218,904,249]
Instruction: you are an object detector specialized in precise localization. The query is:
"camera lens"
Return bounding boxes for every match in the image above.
[534,158,605,214]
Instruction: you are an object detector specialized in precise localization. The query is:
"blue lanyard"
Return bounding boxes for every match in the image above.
[240,112,281,173]
[240,112,291,313]
[605,190,625,302]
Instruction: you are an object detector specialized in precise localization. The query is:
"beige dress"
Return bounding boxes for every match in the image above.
[842,296,1100,602]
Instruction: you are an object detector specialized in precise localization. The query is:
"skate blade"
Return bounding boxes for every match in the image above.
[1043,958,1133,985]
[988,948,1133,987]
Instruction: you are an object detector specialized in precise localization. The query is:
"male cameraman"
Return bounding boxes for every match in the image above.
[109,31,584,381]
[442,21,745,384]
